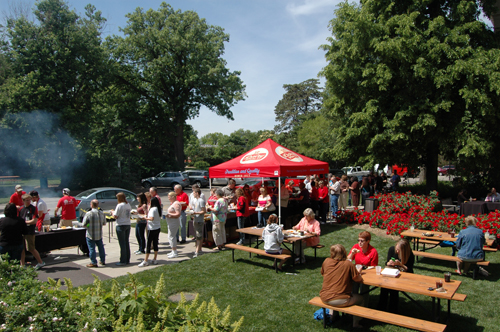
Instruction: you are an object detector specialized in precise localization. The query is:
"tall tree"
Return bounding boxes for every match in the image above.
[273,79,323,150]
[321,0,500,192]
[106,3,246,169]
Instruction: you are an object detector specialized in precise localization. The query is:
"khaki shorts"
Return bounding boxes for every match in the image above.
[60,219,76,227]
[24,235,36,252]
[193,222,204,240]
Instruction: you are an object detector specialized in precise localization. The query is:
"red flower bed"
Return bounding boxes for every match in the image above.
[336,191,500,237]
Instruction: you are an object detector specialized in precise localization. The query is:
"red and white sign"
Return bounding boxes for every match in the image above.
[275,146,303,162]
[240,148,269,164]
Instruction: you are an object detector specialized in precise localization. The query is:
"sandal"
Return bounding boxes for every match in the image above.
[455,269,462,275]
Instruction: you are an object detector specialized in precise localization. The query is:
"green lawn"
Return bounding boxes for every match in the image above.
[103,224,499,331]
[0,177,60,205]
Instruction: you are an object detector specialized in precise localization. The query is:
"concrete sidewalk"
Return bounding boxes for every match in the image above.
[35,224,215,287]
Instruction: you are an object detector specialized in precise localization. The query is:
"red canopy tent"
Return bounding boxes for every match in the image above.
[209,139,329,224]
[209,138,329,178]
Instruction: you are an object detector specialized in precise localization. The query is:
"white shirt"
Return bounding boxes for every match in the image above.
[34,198,50,221]
[114,202,131,225]
[147,207,161,230]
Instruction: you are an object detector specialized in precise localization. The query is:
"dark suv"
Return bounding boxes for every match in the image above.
[182,170,210,188]
[141,171,189,189]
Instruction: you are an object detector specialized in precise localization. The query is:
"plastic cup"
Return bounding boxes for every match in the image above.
[355,264,362,272]
[444,272,451,282]
[376,266,382,275]
[436,280,443,288]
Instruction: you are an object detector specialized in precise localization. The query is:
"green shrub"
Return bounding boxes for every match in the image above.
[193,161,210,170]
[0,257,243,331]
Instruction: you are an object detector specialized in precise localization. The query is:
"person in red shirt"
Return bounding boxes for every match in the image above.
[347,231,379,306]
[317,180,330,224]
[309,180,319,216]
[10,185,26,210]
[54,188,77,227]
[174,184,189,243]
[235,188,250,245]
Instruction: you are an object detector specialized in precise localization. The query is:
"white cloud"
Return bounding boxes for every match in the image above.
[286,0,337,16]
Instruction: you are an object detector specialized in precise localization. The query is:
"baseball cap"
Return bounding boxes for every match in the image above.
[15,184,23,191]
[63,188,70,195]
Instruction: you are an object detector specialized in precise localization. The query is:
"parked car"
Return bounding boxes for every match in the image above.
[236,178,277,194]
[438,165,455,175]
[75,187,139,214]
[141,171,189,189]
[211,177,245,186]
[182,170,209,187]
[341,166,370,177]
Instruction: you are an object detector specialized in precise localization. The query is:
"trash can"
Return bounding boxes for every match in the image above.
[364,198,379,213]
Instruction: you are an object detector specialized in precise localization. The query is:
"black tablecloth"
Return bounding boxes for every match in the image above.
[35,228,88,254]
[485,202,500,213]
[459,201,500,217]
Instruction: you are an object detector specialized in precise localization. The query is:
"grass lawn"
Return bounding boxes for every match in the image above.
[103,223,499,331]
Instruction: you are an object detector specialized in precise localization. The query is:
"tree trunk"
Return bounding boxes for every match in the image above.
[174,121,185,170]
[425,143,438,194]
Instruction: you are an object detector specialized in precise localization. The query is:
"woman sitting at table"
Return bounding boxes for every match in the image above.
[456,216,486,275]
[378,239,414,313]
[320,244,364,328]
[292,208,321,264]
[347,231,378,305]
[262,214,288,270]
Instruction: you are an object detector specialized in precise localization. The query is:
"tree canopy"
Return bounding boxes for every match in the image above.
[106,2,246,168]
[321,0,500,192]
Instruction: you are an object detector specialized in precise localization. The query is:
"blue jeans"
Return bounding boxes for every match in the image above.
[257,211,270,227]
[135,222,147,253]
[116,225,131,264]
[176,211,187,241]
[237,216,247,242]
[0,244,23,262]
[331,194,339,217]
[86,237,106,265]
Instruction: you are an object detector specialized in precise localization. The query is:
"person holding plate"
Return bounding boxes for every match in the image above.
[256,187,273,228]
[292,208,321,264]
[207,189,228,251]
[138,197,162,267]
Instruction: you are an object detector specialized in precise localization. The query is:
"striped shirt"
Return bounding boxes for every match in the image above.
[83,208,106,241]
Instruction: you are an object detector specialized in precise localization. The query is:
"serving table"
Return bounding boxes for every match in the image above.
[35,228,88,254]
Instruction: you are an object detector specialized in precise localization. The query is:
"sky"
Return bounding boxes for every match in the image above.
[0,0,345,138]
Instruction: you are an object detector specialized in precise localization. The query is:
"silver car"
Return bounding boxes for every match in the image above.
[141,171,189,189]
[75,187,139,214]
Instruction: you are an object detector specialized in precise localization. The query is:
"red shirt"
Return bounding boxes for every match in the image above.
[56,195,77,220]
[176,191,189,211]
[10,191,26,207]
[318,186,329,203]
[236,195,250,217]
[310,187,319,201]
[349,243,378,266]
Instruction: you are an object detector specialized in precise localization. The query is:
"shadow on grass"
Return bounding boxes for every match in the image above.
[415,258,500,282]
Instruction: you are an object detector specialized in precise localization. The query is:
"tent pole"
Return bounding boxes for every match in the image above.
[278,177,281,225]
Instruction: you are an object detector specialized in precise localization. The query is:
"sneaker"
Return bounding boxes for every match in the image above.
[115,262,127,266]
[151,260,158,265]
[86,263,98,268]
[99,261,105,266]
[34,262,45,270]
[236,240,244,245]
[134,250,143,255]
[479,267,489,277]
[138,260,149,267]
[180,240,186,244]
[168,252,179,258]
[193,252,198,258]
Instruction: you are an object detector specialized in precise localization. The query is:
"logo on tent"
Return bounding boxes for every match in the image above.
[275,147,303,162]
[240,148,268,164]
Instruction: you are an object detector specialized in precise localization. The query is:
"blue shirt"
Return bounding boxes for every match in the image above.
[456,225,485,260]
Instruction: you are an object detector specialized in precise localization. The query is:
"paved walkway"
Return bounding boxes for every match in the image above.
[35,224,215,287]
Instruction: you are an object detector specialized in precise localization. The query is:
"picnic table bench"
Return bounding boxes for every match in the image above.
[309,296,447,332]
[411,238,497,252]
[225,243,291,273]
[412,250,489,279]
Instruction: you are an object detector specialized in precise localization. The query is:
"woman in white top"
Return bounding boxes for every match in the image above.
[138,197,162,267]
[111,192,132,266]
[189,187,206,258]
[165,192,181,258]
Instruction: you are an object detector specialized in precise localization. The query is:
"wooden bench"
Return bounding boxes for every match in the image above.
[412,239,497,252]
[412,250,489,279]
[309,296,446,332]
[310,244,325,259]
[225,243,291,273]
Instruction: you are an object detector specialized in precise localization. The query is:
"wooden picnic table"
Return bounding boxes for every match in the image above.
[361,267,463,322]
[0,175,19,184]
[401,229,493,251]
[236,226,315,264]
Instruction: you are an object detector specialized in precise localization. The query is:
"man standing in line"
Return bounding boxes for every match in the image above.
[54,188,77,227]
[10,184,26,210]
[19,194,45,269]
[149,187,162,206]
[175,184,189,244]
[329,176,340,220]
[30,191,50,231]
[390,170,401,191]
[222,179,237,205]
[82,199,106,268]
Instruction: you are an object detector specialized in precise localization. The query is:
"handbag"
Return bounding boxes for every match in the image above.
[266,202,276,212]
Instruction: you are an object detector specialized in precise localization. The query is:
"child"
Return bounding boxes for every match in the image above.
[262,214,287,270]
